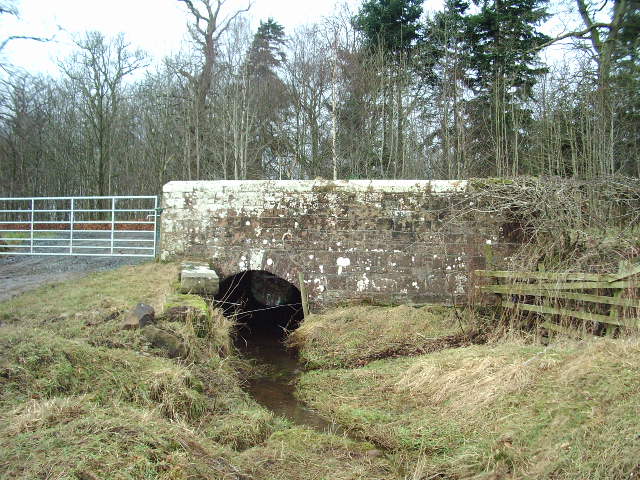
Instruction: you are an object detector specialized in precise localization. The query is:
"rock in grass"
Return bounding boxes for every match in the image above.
[162,294,211,338]
[164,294,209,321]
[121,303,155,330]
[142,326,187,359]
[179,262,219,295]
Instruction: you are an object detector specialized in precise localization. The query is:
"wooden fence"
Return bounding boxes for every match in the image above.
[475,262,640,336]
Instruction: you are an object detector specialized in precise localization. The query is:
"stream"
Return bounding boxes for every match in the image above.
[238,333,340,433]
[214,272,342,434]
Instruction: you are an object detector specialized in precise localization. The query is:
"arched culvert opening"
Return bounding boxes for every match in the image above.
[216,271,335,433]
[214,270,304,340]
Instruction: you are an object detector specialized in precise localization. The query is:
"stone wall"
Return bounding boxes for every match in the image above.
[161,180,514,307]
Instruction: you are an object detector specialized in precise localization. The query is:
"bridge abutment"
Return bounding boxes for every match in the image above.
[161,180,513,308]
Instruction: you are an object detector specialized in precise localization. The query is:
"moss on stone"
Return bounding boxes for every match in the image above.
[164,293,210,313]
[467,177,517,193]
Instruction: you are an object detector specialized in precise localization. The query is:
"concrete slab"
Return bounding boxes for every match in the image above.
[180,262,219,295]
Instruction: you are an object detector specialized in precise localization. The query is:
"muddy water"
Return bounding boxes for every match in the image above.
[239,334,339,432]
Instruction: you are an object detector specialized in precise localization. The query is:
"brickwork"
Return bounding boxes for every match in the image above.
[161,180,513,307]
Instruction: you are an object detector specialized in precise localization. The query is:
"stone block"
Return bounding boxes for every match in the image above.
[180,262,219,295]
[121,303,155,330]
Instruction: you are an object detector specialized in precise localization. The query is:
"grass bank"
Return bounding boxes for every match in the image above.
[0,262,392,479]
[3,262,638,479]
[288,304,483,369]
[294,306,640,479]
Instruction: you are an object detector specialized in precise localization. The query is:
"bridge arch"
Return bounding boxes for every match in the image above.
[215,269,303,336]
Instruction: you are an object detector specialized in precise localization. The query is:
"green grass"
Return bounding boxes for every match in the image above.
[164,293,210,311]
[0,395,241,480]
[296,339,640,478]
[236,426,393,480]
[0,263,399,480]
[288,304,479,369]
[4,262,638,479]
[0,262,177,334]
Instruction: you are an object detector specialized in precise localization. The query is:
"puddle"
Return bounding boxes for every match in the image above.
[239,333,341,433]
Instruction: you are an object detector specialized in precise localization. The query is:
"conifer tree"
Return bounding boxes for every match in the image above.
[245,18,288,177]
[353,0,424,177]
[354,0,423,56]
[465,0,550,175]
[246,18,286,78]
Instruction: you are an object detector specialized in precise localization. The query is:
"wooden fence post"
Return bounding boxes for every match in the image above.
[607,261,627,337]
[298,272,310,318]
[475,267,640,336]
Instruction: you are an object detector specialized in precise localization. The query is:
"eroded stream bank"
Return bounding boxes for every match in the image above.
[238,332,339,432]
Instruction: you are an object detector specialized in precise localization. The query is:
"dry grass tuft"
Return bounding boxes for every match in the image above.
[297,335,640,478]
[5,395,92,436]
[0,395,246,480]
[289,304,482,368]
[205,307,235,357]
[395,343,563,412]
[237,426,394,480]
[395,338,640,416]
[148,367,208,421]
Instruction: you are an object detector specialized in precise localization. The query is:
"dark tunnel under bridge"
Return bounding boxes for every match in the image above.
[214,270,304,337]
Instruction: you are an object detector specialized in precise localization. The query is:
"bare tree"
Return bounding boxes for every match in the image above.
[0,1,56,71]
[284,26,332,178]
[59,32,146,196]
[176,0,252,179]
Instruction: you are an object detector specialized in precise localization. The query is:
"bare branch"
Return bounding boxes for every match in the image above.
[178,68,195,82]
[0,6,17,16]
[177,0,208,23]
[532,22,612,51]
[212,2,252,43]
[0,1,18,17]
[576,0,603,53]
[0,34,55,53]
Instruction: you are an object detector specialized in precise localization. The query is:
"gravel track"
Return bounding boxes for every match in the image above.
[0,230,155,302]
[0,254,148,302]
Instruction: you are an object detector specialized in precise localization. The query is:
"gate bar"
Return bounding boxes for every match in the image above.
[29,199,34,254]
[0,195,159,258]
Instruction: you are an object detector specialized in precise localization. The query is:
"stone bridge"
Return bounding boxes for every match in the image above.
[160,180,513,308]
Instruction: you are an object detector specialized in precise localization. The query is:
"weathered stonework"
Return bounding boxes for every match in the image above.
[161,180,514,307]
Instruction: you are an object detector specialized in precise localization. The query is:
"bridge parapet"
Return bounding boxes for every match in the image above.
[161,180,513,307]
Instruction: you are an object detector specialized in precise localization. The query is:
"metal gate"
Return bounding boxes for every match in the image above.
[0,196,160,257]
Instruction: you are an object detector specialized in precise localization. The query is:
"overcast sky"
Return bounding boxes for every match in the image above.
[1,0,370,75]
[2,0,575,76]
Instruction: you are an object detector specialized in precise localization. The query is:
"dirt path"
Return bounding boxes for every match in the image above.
[0,255,147,302]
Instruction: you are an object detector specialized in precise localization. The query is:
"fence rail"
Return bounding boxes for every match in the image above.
[0,196,160,258]
[475,262,640,336]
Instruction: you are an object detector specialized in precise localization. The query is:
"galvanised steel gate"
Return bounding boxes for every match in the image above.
[0,196,160,257]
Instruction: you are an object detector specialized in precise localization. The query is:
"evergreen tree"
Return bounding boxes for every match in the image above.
[419,0,468,85]
[246,18,286,78]
[352,0,424,177]
[464,0,549,175]
[608,0,639,175]
[353,0,423,55]
[464,0,550,96]
[244,18,288,178]
[420,0,472,177]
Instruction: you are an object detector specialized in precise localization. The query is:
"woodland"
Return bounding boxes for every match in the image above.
[0,0,638,197]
